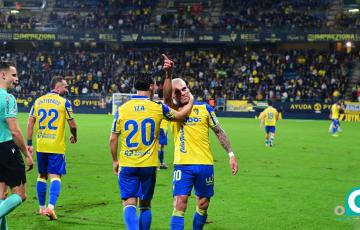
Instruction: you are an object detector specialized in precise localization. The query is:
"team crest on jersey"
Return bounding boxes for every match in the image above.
[194,108,199,115]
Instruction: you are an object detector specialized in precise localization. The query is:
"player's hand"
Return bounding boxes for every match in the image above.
[113,160,119,175]
[162,54,174,76]
[188,92,194,104]
[70,135,77,144]
[26,154,34,172]
[229,156,238,175]
[26,145,34,157]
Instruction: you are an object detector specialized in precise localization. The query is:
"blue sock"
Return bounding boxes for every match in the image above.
[158,150,164,164]
[49,178,61,208]
[265,139,269,145]
[192,208,207,230]
[124,205,139,230]
[0,194,22,219]
[332,127,337,134]
[139,207,152,230]
[36,178,47,208]
[170,209,184,230]
[0,200,7,230]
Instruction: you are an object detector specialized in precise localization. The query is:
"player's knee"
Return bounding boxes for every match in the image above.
[20,193,27,201]
[174,197,188,212]
[123,197,137,206]
[139,200,151,208]
[14,190,27,201]
[38,173,48,180]
[197,198,210,210]
[11,184,27,201]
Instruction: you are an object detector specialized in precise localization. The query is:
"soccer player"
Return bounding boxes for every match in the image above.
[329,100,343,136]
[0,61,33,228]
[109,74,194,230]
[259,101,279,147]
[162,54,238,230]
[158,119,169,169]
[26,76,77,220]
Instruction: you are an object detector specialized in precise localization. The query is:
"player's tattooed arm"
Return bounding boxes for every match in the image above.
[211,124,232,153]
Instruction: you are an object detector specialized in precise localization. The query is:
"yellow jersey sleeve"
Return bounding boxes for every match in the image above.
[205,104,219,128]
[65,99,74,120]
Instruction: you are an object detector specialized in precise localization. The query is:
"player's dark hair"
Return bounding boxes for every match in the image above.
[0,61,15,71]
[134,74,155,91]
[268,101,273,106]
[51,76,64,89]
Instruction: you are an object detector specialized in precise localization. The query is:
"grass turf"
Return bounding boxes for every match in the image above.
[5,113,360,229]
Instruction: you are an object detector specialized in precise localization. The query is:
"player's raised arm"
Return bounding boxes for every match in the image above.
[162,54,176,109]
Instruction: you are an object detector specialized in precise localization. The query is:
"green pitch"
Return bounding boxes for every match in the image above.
[6,114,360,229]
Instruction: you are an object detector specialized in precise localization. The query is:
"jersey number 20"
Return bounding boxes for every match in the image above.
[125,118,155,148]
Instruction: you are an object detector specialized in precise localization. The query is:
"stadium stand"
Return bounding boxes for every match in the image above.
[0,0,358,105]
[0,47,355,103]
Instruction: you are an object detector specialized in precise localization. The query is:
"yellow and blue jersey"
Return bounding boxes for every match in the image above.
[160,119,168,132]
[170,102,219,165]
[112,95,175,167]
[331,104,340,119]
[29,92,74,154]
[262,106,278,126]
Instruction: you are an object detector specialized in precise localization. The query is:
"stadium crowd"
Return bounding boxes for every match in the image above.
[1,47,354,102]
[2,0,356,33]
[217,0,328,32]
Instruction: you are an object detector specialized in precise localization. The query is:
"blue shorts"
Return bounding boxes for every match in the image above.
[265,126,276,133]
[173,165,214,198]
[159,128,168,146]
[332,119,340,127]
[37,152,66,175]
[118,167,157,200]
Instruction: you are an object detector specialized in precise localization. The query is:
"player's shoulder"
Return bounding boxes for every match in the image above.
[194,101,213,111]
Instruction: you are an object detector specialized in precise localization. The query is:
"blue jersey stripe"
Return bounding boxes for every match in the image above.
[205,104,217,125]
